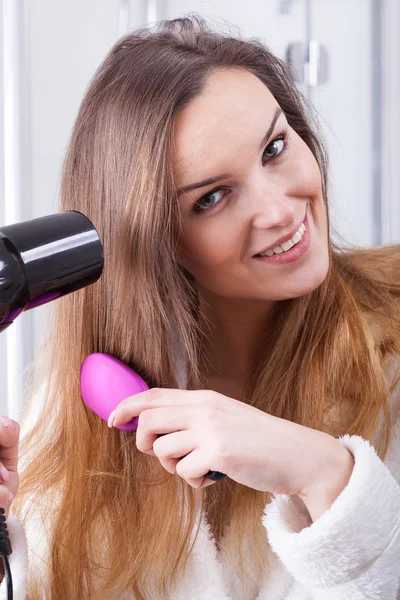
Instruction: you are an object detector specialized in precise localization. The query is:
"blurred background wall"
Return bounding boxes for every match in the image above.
[1,0,399,418]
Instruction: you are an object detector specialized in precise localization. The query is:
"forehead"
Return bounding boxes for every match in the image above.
[172,68,279,186]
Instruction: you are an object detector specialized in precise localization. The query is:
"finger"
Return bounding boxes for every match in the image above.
[0,462,10,483]
[175,449,215,483]
[183,476,206,489]
[136,407,193,454]
[0,417,20,472]
[0,484,13,509]
[199,477,217,489]
[112,388,197,428]
[152,430,198,474]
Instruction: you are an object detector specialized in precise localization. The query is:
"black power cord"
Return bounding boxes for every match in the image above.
[0,507,13,600]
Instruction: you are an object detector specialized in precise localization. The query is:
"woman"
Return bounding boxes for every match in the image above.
[1,15,399,600]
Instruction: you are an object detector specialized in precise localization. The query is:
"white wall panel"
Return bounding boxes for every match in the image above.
[0,0,33,418]
[310,0,375,247]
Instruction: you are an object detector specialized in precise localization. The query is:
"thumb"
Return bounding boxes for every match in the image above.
[0,417,20,472]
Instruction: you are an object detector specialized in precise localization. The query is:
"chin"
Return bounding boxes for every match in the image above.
[286,257,330,299]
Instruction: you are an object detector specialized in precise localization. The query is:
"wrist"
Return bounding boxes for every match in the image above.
[299,445,355,523]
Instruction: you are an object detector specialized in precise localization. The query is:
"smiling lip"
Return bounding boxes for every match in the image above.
[253,216,306,257]
[253,214,310,265]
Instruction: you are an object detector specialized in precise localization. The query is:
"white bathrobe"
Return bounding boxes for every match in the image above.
[1,353,400,600]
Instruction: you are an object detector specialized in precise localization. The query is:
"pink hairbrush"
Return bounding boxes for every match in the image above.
[80,353,225,481]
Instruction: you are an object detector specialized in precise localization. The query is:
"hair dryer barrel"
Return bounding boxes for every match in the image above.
[0,211,104,331]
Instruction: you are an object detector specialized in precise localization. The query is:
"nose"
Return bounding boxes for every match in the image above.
[247,177,296,231]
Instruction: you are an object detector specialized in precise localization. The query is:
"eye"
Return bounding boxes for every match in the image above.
[262,133,287,161]
[192,188,229,214]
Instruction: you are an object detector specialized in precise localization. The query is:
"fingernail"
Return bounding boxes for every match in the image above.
[0,416,13,429]
[0,466,9,482]
[8,492,14,504]
[107,410,116,428]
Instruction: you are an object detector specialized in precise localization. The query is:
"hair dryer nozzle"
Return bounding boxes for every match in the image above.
[0,211,104,330]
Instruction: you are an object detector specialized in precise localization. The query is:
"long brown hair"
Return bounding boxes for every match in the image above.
[15,15,400,600]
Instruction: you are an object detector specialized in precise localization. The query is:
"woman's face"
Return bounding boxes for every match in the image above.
[172,68,329,303]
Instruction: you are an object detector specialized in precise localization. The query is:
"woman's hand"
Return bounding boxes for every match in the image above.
[108,389,353,505]
[0,417,20,519]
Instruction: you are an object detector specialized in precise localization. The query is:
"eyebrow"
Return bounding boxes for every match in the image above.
[176,107,283,197]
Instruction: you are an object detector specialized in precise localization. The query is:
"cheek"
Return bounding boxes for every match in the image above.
[304,156,324,198]
[283,136,323,198]
[177,222,237,275]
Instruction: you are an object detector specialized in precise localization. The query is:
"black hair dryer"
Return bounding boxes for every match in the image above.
[0,211,104,333]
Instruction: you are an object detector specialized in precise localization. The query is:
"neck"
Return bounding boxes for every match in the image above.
[197,286,276,380]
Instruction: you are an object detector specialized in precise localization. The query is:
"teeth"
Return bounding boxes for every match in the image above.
[258,223,306,257]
